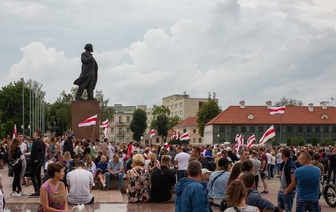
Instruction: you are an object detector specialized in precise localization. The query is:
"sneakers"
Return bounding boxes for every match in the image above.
[19,191,30,196]
[260,190,269,194]
[72,204,85,212]
[29,192,40,198]
[10,192,21,197]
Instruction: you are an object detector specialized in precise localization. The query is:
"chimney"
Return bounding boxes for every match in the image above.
[239,101,245,109]
[308,103,314,112]
[266,101,272,109]
[320,101,327,109]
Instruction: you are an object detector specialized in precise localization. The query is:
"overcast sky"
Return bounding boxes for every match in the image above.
[1,0,336,109]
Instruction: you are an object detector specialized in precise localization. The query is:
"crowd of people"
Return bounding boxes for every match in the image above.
[1,129,336,212]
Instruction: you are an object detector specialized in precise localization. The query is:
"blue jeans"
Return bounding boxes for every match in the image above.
[177,170,186,182]
[106,172,124,189]
[296,199,319,212]
[277,190,295,212]
[276,163,282,174]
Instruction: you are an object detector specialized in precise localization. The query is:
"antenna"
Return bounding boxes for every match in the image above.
[208,92,211,98]
[213,92,216,99]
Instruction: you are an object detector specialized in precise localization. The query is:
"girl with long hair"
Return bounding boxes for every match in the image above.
[9,138,22,197]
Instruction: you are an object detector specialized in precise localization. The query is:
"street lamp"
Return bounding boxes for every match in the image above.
[217,134,220,144]
[141,136,144,145]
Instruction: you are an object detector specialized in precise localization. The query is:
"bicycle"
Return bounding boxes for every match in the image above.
[319,174,336,208]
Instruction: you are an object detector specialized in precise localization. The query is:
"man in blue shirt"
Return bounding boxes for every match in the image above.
[106,153,124,190]
[175,160,211,212]
[286,152,320,212]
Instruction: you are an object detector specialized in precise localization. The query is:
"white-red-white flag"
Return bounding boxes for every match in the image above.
[171,131,177,140]
[78,114,98,127]
[240,135,245,146]
[180,133,190,141]
[246,135,256,148]
[13,124,17,139]
[164,142,170,150]
[100,119,109,128]
[150,129,155,138]
[270,106,285,115]
[234,134,240,151]
[259,125,275,145]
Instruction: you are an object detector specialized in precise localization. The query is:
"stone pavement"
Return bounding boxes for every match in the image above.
[1,166,335,212]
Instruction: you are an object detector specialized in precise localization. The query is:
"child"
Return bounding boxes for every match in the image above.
[201,168,211,189]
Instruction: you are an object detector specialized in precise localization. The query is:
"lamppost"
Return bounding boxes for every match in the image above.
[141,136,144,145]
[217,134,220,144]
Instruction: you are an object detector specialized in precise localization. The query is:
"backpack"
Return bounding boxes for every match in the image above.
[206,157,217,171]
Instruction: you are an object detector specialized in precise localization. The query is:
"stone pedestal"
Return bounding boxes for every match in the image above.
[72,100,100,141]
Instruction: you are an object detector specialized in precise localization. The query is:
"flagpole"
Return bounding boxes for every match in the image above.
[91,121,97,143]
[280,114,283,145]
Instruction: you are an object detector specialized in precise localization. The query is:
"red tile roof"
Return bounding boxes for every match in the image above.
[175,116,198,127]
[206,106,336,125]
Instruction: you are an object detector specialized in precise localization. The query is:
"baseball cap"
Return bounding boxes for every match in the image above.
[201,168,212,175]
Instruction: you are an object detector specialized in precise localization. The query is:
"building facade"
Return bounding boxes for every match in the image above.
[204,101,336,145]
[172,116,203,144]
[108,104,146,144]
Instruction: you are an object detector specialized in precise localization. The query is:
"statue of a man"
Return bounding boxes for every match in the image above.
[74,43,98,100]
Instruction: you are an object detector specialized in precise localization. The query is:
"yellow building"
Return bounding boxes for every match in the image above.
[172,116,203,144]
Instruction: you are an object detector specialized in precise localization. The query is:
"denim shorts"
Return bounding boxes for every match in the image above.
[277,190,295,212]
[296,199,319,212]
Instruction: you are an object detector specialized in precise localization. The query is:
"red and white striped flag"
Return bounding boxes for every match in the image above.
[259,125,275,145]
[150,129,155,138]
[180,133,190,141]
[240,135,245,146]
[270,106,285,115]
[13,124,17,139]
[171,131,177,140]
[78,114,98,127]
[100,119,109,128]
[164,142,170,150]
[234,134,240,151]
[246,135,256,148]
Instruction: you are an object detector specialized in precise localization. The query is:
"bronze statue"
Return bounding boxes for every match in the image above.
[74,43,98,100]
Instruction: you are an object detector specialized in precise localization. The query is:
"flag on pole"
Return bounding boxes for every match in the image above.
[234,134,240,151]
[240,135,245,146]
[150,129,155,138]
[100,119,109,128]
[270,106,285,115]
[171,131,177,140]
[180,133,190,141]
[164,142,170,150]
[13,124,17,139]
[78,114,98,127]
[259,125,275,145]
[246,135,256,148]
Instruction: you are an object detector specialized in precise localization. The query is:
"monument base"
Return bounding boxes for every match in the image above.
[72,100,100,141]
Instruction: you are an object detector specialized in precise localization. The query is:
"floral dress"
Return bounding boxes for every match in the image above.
[127,167,150,203]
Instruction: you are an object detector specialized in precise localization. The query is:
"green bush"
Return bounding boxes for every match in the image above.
[320,138,334,146]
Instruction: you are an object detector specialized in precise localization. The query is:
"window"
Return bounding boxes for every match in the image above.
[199,102,203,108]
[241,126,246,133]
[298,126,303,133]
[249,126,255,133]
[118,128,123,135]
[324,126,329,133]
[111,128,114,133]
[175,104,178,108]
[193,138,196,143]
[287,126,292,133]
[258,126,264,133]
[127,116,130,123]
[180,102,183,107]
[332,126,336,133]
[183,129,187,133]
[307,126,312,133]
[171,112,174,117]
[156,138,160,143]
[118,116,122,123]
[126,138,130,143]
[126,128,130,133]
[192,129,196,134]
[199,138,202,143]
[276,126,280,133]
[315,126,320,133]
[171,105,174,109]
[220,126,225,133]
[175,111,178,115]
[180,110,183,115]
[111,117,114,122]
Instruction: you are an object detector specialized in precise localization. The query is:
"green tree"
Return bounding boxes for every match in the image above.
[169,116,181,129]
[197,98,221,137]
[4,120,14,138]
[156,114,169,139]
[286,138,292,146]
[311,137,318,146]
[320,138,334,146]
[96,90,115,122]
[275,97,303,106]
[130,108,147,141]
[292,137,305,146]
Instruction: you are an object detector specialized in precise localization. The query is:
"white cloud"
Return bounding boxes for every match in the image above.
[1,0,336,110]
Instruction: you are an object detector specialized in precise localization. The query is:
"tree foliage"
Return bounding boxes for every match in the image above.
[169,116,181,129]
[275,97,303,106]
[156,114,169,138]
[197,98,221,137]
[130,108,147,141]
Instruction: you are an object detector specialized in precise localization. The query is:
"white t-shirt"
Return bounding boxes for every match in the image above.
[174,152,190,170]
[19,143,27,159]
[67,169,93,204]
[266,152,272,164]
[276,153,283,164]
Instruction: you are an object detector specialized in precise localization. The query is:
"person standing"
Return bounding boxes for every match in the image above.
[327,149,336,185]
[259,148,269,194]
[175,161,211,212]
[276,149,283,176]
[63,136,74,158]
[190,146,209,169]
[278,148,296,212]
[174,146,190,182]
[29,130,45,198]
[250,151,261,189]
[18,133,29,195]
[287,152,320,212]
[9,138,22,197]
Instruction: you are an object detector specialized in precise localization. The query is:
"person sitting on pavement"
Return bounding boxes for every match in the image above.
[175,160,211,212]
[150,155,176,203]
[84,155,97,177]
[66,161,94,205]
[96,155,108,190]
[94,150,103,166]
[239,171,277,212]
[126,154,150,203]
[106,153,124,191]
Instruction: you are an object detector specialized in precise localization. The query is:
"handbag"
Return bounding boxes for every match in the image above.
[9,158,20,169]
[219,199,228,211]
